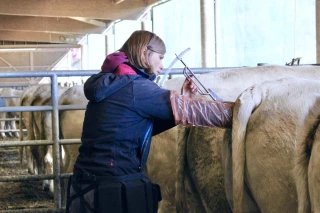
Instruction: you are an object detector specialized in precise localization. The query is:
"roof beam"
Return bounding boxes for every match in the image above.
[0,44,81,49]
[69,17,109,27]
[113,0,126,4]
[0,30,85,44]
[0,0,160,20]
[0,15,107,34]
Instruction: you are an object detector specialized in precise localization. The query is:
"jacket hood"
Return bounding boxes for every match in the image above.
[101,52,129,73]
[84,73,139,102]
[85,52,157,102]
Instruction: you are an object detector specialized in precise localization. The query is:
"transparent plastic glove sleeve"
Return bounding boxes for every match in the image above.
[170,91,234,128]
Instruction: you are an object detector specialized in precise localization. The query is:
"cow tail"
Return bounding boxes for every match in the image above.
[232,87,260,213]
[175,126,189,213]
[308,122,320,212]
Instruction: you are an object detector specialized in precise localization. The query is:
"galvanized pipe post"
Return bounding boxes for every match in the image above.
[200,0,216,67]
[317,0,320,63]
[51,74,62,209]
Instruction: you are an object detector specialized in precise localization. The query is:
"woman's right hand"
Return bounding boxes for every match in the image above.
[181,76,198,98]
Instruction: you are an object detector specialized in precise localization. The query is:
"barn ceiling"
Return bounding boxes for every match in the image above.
[0,0,161,44]
[0,0,163,85]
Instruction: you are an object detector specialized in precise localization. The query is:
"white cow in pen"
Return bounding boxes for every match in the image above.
[58,85,87,204]
[170,65,320,213]
[20,85,68,191]
[20,84,85,203]
[232,77,320,213]
[59,85,87,175]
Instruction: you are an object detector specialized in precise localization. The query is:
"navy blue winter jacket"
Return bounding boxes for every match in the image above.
[73,64,176,176]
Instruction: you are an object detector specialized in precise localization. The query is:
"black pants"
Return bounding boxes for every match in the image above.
[66,172,162,213]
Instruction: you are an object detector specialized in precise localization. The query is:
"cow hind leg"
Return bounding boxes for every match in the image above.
[0,118,6,138]
[44,148,53,192]
[26,146,35,174]
[308,125,320,213]
[175,126,190,213]
[5,122,13,137]
[11,119,19,138]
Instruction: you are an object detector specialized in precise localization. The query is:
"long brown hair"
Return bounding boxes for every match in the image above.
[119,30,166,73]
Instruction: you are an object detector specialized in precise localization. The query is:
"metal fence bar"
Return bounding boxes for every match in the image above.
[59,139,81,145]
[0,117,19,121]
[51,74,62,209]
[0,173,74,183]
[0,70,97,78]
[0,67,237,79]
[0,83,44,88]
[0,104,86,113]
[0,174,54,182]
[0,139,81,147]
[0,106,53,112]
[0,173,72,182]
[0,129,26,133]
[0,139,53,146]
[0,208,63,213]
[0,96,20,98]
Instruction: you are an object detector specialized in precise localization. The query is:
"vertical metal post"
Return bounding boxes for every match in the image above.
[317,0,320,63]
[200,0,216,67]
[51,74,61,209]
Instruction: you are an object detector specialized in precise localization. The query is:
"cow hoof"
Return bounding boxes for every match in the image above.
[43,183,50,192]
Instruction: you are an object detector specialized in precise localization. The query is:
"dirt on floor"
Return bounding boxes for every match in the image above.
[0,142,55,212]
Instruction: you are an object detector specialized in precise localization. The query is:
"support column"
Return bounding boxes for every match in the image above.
[200,0,216,67]
[317,0,320,63]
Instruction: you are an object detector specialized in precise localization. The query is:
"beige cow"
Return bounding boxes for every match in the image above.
[58,85,87,204]
[59,85,86,174]
[232,77,320,213]
[172,65,320,213]
[20,85,68,191]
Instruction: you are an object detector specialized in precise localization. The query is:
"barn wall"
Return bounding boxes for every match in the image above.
[152,0,316,67]
[216,0,315,66]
